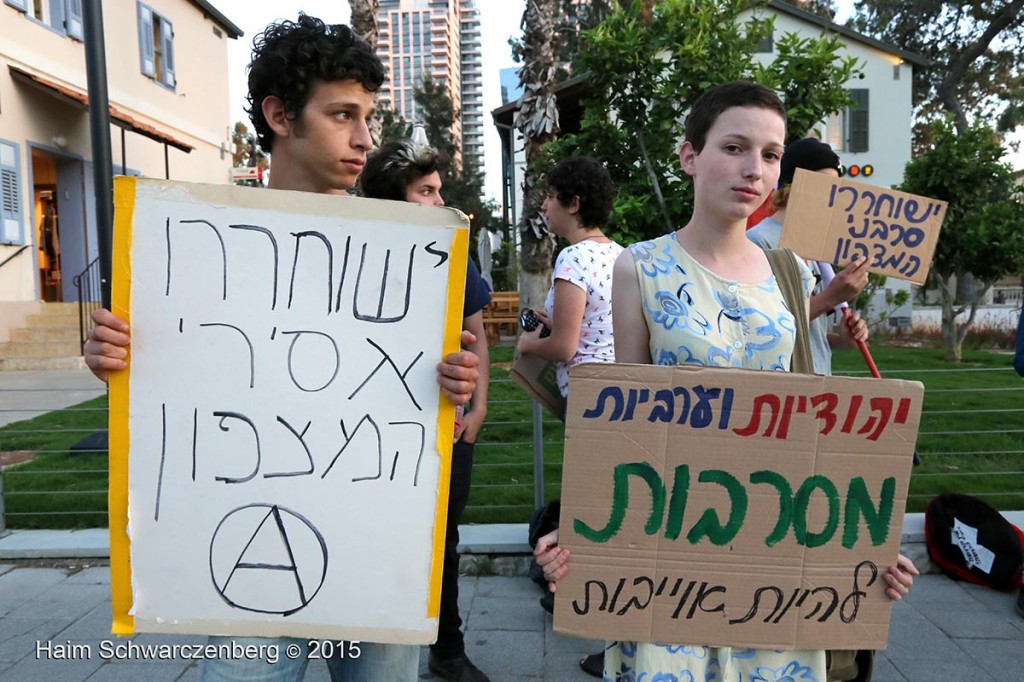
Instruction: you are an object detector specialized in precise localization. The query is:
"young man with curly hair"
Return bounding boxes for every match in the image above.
[85,15,480,682]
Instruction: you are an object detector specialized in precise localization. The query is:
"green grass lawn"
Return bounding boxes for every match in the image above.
[1,344,1021,528]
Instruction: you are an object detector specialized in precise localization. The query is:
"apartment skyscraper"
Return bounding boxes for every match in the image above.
[376,0,483,169]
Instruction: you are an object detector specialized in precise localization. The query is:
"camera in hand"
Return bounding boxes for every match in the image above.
[520,308,551,338]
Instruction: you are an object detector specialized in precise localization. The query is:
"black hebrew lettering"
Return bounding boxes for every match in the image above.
[283,330,340,393]
[263,417,315,479]
[424,241,449,268]
[209,504,328,616]
[334,236,352,313]
[353,243,415,323]
[320,414,383,481]
[212,411,261,484]
[840,561,877,623]
[348,338,424,410]
[572,580,609,616]
[389,421,426,486]
[199,323,255,388]
[154,403,168,521]
[174,219,227,300]
[229,224,280,310]
[288,231,334,315]
[804,586,840,622]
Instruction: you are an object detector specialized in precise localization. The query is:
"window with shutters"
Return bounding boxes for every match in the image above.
[0,139,25,245]
[138,2,175,89]
[5,0,82,40]
[847,89,869,153]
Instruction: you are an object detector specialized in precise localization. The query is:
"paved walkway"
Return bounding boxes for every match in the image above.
[0,554,1022,681]
[0,368,105,428]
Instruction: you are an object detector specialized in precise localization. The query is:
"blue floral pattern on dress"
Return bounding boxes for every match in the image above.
[632,240,678,277]
[751,660,819,682]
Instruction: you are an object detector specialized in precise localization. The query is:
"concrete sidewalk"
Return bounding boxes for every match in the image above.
[1,530,1023,681]
[0,368,105,428]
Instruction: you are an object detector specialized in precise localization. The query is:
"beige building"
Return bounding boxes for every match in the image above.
[0,0,241,358]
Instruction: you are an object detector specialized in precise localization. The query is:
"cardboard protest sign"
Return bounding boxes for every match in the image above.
[108,178,468,643]
[554,363,923,650]
[779,168,946,285]
[510,351,565,421]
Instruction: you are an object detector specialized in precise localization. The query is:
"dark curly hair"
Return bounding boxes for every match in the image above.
[246,14,385,150]
[546,156,615,228]
[684,81,786,153]
[358,139,444,201]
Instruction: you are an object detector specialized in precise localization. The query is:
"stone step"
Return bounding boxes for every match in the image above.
[24,313,80,328]
[35,302,82,316]
[0,356,87,371]
[0,340,81,358]
[9,326,81,343]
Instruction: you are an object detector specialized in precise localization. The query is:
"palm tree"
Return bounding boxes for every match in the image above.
[348,0,379,47]
[348,0,382,143]
[515,0,559,311]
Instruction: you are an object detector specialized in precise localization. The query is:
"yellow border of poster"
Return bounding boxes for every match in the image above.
[429,226,468,618]
[109,176,135,635]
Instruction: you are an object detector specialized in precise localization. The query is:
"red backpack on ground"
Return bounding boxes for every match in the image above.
[925,493,1024,591]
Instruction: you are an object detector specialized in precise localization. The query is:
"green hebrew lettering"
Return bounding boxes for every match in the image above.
[749,470,793,547]
[686,470,747,546]
[574,462,665,543]
[842,477,895,549]
[793,475,840,548]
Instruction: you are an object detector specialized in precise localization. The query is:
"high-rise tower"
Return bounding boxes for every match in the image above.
[376,0,483,170]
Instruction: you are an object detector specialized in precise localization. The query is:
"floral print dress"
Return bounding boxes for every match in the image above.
[604,232,822,682]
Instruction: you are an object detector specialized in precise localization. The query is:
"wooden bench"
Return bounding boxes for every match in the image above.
[481,291,520,345]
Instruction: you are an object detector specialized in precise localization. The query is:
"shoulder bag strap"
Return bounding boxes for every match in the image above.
[764,248,813,375]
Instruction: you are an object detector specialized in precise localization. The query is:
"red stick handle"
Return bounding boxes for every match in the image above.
[842,307,881,378]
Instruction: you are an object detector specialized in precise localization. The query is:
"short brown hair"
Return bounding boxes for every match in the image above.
[684,81,786,153]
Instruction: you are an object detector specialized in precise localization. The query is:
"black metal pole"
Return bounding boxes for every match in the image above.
[83,0,113,309]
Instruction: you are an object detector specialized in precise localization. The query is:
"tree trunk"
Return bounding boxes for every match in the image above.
[516,0,559,312]
[938,275,961,362]
[348,0,382,143]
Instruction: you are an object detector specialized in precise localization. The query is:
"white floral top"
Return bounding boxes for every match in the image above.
[544,239,623,397]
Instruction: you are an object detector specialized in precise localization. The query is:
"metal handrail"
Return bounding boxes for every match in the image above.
[72,256,102,354]
[0,245,30,271]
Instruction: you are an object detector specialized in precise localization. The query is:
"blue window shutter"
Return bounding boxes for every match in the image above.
[3,0,28,13]
[66,0,83,40]
[138,3,156,78]
[48,0,65,32]
[0,140,25,245]
[160,16,175,88]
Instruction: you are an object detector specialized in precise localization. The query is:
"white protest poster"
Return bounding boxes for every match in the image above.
[108,178,468,643]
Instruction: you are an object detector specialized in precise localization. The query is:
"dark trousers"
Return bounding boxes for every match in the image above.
[430,438,475,659]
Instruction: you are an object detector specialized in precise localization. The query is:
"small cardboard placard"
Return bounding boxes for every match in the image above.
[108,178,468,643]
[779,168,946,285]
[554,363,923,650]
[510,351,565,421]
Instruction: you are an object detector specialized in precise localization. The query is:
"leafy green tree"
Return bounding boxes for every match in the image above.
[541,0,859,245]
[849,0,1024,149]
[900,119,1024,361]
